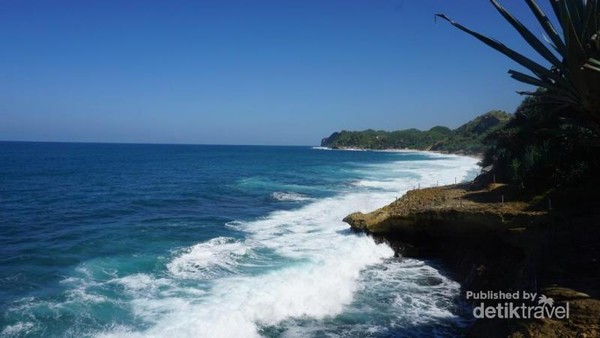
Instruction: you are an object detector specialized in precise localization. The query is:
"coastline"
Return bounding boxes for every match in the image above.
[344,179,600,337]
[313,145,484,161]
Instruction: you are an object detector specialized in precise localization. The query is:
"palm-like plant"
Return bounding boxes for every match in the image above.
[436,0,600,131]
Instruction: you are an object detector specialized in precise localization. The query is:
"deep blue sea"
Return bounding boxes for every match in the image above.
[0,142,479,338]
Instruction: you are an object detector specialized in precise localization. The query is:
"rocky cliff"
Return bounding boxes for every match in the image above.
[344,182,600,337]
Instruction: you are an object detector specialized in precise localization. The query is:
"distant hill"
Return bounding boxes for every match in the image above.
[320,110,511,155]
[430,110,511,154]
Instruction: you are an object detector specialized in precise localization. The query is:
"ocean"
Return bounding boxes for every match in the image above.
[0,142,480,338]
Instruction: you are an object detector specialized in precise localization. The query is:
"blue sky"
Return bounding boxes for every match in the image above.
[0,0,553,145]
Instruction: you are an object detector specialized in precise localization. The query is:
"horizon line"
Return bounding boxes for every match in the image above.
[0,139,317,147]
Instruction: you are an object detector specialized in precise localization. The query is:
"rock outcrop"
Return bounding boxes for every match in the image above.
[344,182,600,337]
[344,183,545,237]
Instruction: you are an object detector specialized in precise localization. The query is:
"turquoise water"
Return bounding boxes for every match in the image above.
[0,142,479,337]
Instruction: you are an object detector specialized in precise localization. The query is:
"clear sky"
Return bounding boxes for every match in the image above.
[0,0,554,145]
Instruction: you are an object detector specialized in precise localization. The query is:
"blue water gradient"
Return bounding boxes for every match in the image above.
[0,142,479,337]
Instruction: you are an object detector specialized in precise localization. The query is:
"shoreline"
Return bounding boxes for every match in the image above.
[312,145,484,161]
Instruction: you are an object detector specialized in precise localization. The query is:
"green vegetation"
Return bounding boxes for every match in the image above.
[321,111,510,155]
[481,94,600,189]
[430,111,510,154]
[439,1,600,191]
[320,126,451,151]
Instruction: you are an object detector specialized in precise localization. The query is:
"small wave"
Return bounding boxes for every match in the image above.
[1,322,36,337]
[113,273,173,293]
[65,288,108,304]
[270,191,311,202]
[350,179,408,190]
[237,177,317,193]
[167,237,252,279]
[311,146,331,150]
[224,220,243,229]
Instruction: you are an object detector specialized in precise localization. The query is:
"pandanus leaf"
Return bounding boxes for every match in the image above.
[434,13,564,84]
[439,0,600,119]
[566,0,584,32]
[508,69,578,100]
[490,0,563,71]
[583,63,600,71]
[524,0,566,55]
[556,1,586,56]
[587,57,600,68]
[582,0,599,39]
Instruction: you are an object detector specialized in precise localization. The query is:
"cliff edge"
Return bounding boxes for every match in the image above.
[344,182,600,337]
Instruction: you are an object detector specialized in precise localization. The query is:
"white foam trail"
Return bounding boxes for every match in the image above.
[270,191,311,202]
[97,153,479,338]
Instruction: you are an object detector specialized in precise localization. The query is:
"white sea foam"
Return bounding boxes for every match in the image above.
[1,322,35,337]
[270,191,311,202]
[278,258,468,337]
[65,288,108,304]
[373,259,463,323]
[97,153,479,338]
[167,237,253,279]
[115,273,173,292]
